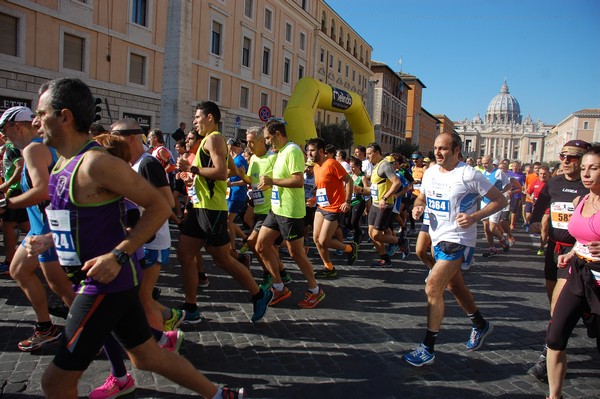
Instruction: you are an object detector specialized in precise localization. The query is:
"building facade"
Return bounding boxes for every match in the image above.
[454,80,553,164]
[543,108,600,161]
[0,0,372,147]
[369,61,409,153]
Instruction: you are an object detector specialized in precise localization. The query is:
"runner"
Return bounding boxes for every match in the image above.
[403,132,507,366]
[307,138,356,279]
[480,155,511,257]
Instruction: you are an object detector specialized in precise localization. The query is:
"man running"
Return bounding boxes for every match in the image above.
[255,119,325,308]
[307,138,357,279]
[480,155,511,257]
[176,101,272,323]
[403,132,507,367]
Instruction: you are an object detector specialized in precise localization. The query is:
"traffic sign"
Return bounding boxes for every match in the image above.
[258,106,271,122]
[234,115,241,128]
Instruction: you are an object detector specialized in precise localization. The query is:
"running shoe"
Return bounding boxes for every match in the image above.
[164,308,186,331]
[536,248,545,256]
[334,249,343,256]
[221,387,245,399]
[482,247,498,257]
[251,287,273,322]
[269,286,292,306]
[371,259,392,268]
[314,267,337,278]
[524,223,530,233]
[89,373,136,399]
[181,306,202,324]
[399,238,410,259]
[0,262,10,275]
[298,288,325,309]
[527,354,547,382]
[160,330,185,353]
[18,325,62,352]
[239,253,251,270]
[402,343,435,367]
[386,243,399,257]
[507,236,516,246]
[466,322,494,351]
[239,242,250,254]
[347,242,359,265]
[48,303,69,319]
[198,274,210,288]
[499,237,510,252]
[259,273,273,290]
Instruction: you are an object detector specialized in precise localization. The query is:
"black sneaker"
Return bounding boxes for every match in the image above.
[527,354,547,382]
[347,242,359,265]
[315,268,337,278]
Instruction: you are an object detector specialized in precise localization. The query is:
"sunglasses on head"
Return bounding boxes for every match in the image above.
[559,153,581,162]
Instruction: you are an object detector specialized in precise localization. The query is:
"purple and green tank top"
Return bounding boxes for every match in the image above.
[46,140,141,295]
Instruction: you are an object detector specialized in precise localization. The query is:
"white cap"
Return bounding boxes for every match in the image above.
[0,106,35,128]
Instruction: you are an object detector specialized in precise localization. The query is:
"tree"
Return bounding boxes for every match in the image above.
[316,120,354,150]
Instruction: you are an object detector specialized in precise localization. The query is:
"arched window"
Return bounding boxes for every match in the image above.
[339,27,343,46]
[346,34,351,52]
[321,11,326,33]
[330,19,335,40]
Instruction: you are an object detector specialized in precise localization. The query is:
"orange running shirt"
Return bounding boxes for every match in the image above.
[314,158,348,213]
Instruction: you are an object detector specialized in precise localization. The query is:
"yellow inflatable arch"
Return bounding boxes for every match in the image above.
[283,77,375,147]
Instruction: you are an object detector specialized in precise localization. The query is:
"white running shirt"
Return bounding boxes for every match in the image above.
[421,162,493,247]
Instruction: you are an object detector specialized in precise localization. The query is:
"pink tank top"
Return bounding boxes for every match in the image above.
[568,194,600,244]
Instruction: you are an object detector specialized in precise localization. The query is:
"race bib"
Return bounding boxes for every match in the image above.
[249,185,265,205]
[271,185,280,206]
[316,187,330,207]
[187,185,200,205]
[45,207,82,266]
[370,183,379,201]
[550,201,574,229]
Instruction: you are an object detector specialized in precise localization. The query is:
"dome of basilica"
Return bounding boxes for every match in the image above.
[485,80,522,125]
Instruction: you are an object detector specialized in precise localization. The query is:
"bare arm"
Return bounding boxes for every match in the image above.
[6,143,51,209]
[0,158,23,193]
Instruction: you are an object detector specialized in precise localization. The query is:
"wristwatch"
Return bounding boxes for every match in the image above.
[382,196,388,201]
[111,249,130,265]
[190,166,199,175]
[0,198,7,208]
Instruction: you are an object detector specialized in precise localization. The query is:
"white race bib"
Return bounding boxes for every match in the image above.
[550,201,574,230]
[316,187,330,207]
[271,185,280,206]
[249,184,265,205]
[45,207,82,266]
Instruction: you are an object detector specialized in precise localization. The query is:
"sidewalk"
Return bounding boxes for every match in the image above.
[0,226,598,398]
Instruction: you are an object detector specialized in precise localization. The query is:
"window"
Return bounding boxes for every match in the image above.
[345,65,349,78]
[320,48,325,63]
[301,0,307,10]
[285,23,292,43]
[282,99,288,112]
[129,53,146,85]
[283,58,291,84]
[584,121,589,129]
[242,36,251,68]
[209,77,220,102]
[260,92,269,107]
[0,13,18,57]
[262,47,270,75]
[264,8,272,30]
[299,32,306,51]
[211,21,222,55]
[240,86,249,109]
[63,33,84,71]
[352,69,355,82]
[298,65,304,79]
[338,60,341,74]
[132,0,147,26]
[244,0,253,19]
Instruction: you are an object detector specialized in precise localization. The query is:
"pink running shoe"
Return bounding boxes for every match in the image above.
[160,329,185,353]
[89,373,135,399]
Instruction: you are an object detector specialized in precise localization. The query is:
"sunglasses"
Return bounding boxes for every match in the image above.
[559,153,581,163]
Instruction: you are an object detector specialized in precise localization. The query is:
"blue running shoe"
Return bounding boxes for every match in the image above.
[251,287,273,322]
[334,249,343,256]
[403,343,435,367]
[182,307,202,324]
[386,243,399,257]
[466,322,494,351]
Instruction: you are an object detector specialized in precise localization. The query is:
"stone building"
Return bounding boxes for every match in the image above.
[543,108,600,161]
[454,80,553,163]
[0,0,371,146]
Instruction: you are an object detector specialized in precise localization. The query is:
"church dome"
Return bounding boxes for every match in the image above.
[485,80,522,125]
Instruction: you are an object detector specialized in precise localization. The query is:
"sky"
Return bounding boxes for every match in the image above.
[325,0,600,125]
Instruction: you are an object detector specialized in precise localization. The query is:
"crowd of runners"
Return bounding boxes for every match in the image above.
[0,78,597,399]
